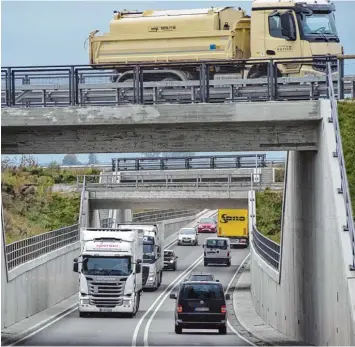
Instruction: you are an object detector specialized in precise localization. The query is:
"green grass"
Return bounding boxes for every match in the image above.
[255,189,283,244]
[2,162,100,244]
[338,101,355,218]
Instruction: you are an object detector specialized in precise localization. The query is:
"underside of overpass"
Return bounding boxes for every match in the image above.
[251,100,355,345]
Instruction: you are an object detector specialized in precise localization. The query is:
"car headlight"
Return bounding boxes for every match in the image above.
[81,299,89,305]
[170,260,174,263]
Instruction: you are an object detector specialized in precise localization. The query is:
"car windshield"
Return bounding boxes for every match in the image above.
[189,275,214,281]
[200,218,215,224]
[180,229,195,235]
[164,251,174,258]
[182,283,223,300]
[299,11,338,37]
[206,239,227,250]
[82,256,131,276]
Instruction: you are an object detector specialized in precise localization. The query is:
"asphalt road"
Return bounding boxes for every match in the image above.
[17,221,250,347]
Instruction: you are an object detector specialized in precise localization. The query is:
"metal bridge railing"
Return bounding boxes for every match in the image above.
[326,62,355,271]
[5,224,80,271]
[1,56,354,108]
[111,154,267,171]
[252,226,281,270]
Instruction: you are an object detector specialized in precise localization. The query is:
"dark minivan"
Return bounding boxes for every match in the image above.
[169,281,230,334]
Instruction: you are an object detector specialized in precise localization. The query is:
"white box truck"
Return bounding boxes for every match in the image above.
[115,223,164,291]
[73,228,143,317]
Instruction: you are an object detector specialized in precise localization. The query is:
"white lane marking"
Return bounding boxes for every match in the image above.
[132,255,204,347]
[143,255,204,346]
[226,253,257,347]
[9,305,78,346]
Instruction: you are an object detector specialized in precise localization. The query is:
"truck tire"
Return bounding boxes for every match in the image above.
[175,325,182,334]
[204,261,208,266]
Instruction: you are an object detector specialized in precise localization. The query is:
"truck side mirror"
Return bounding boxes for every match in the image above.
[73,258,78,273]
[136,263,141,273]
[280,12,296,40]
[169,293,177,300]
[225,293,231,300]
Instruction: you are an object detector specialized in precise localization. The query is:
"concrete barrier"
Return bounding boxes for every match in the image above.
[250,99,355,345]
[1,210,206,330]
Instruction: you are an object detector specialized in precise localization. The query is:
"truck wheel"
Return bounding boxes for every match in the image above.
[175,325,182,334]
[204,261,208,266]
[159,272,163,287]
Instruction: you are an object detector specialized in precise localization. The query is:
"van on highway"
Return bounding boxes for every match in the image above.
[203,237,231,267]
[170,280,230,334]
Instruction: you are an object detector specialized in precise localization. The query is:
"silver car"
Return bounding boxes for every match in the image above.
[177,227,198,246]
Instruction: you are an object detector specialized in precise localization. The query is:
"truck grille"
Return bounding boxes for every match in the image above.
[142,266,149,285]
[88,280,125,308]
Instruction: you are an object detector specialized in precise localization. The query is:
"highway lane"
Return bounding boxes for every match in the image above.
[143,244,250,346]
[15,213,250,347]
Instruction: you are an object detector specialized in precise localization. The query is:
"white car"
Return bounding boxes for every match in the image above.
[177,227,198,246]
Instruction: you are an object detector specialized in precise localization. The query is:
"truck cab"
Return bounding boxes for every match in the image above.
[249,0,342,77]
[73,228,143,317]
[115,223,163,291]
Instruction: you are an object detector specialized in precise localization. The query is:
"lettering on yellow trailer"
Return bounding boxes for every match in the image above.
[218,209,249,248]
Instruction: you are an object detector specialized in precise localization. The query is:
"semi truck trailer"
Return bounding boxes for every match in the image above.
[73,228,143,317]
[88,0,342,81]
[115,223,164,291]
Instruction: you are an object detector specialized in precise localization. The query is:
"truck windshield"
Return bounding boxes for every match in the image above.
[143,236,155,263]
[82,256,131,276]
[299,11,338,39]
[206,239,227,250]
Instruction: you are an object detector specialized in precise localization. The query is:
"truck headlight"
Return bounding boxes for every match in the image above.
[81,299,89,305]
[123,299,132,306]
[170,260,174,263]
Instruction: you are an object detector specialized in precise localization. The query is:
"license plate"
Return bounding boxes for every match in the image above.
[195,307,209,312]
[207,251,215,254]
[99,308,112,312]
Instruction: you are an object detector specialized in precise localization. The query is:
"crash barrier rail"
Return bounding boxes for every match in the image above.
[252,226,280,270]
[101,209,201,228]
[111,154,267,171]
[326,62,355,271]
[4,208,198,270]
[76,173,278,191]
[1,56,354,107]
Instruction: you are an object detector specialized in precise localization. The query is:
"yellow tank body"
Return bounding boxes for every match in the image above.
[89,7,251,65]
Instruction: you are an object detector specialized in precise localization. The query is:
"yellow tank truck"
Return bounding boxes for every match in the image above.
[88,0,342,82]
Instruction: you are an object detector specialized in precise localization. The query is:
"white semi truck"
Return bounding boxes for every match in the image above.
[115,223,164,291]
[73,228,144,317]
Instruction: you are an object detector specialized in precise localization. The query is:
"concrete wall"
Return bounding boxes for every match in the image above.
[1,211,204,329]
[250,99,355,345]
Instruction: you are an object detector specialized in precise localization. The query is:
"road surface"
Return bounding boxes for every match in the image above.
[16,217,250,346]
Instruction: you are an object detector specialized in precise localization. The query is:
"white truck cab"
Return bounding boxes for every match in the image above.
[203,237,231,267]
[115,223,164,291]
[73,228,143,317]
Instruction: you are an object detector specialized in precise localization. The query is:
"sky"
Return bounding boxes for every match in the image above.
[2,1,355,164]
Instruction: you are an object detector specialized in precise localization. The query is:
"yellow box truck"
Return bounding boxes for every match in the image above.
[217,209,249,248]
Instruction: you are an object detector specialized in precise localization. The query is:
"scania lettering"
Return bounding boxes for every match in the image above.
[73,228,143,317]
[89,0,342,81]
[217,209,249,248]
[115,223,164,291]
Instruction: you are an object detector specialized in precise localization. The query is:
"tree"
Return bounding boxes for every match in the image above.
[62,154,80,165]
[88,153,99,164]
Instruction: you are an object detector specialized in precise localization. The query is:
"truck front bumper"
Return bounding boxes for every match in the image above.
[79,298,135,313]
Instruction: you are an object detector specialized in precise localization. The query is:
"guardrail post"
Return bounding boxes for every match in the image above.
[70,66,76,106]
[6,67,11,107]
[267,60,274,101]
[337,57,345,100]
